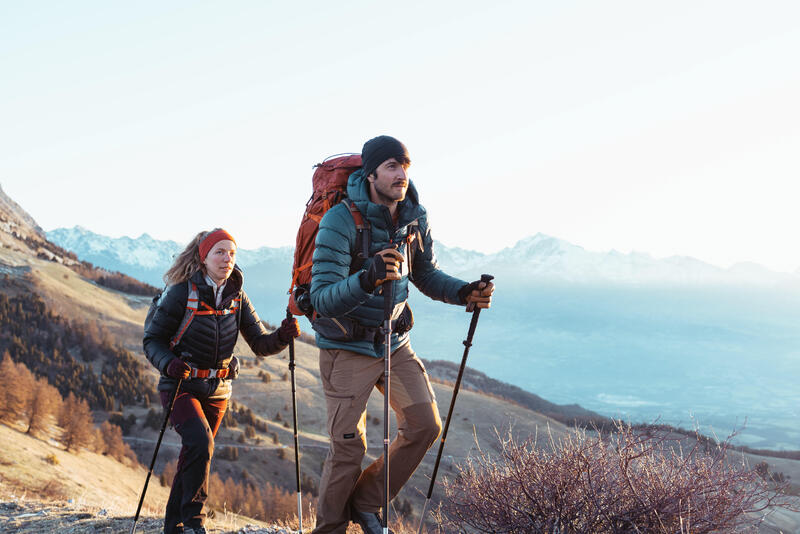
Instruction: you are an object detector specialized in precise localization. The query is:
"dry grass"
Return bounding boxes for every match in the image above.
[0,423,169,517]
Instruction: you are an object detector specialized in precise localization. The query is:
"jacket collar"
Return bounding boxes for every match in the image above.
[190,265,243,308]
[347,169,424,229]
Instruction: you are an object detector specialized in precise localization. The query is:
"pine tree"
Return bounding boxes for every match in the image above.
[60,393,93,452]
[24,376,61,436]
[99,420,126,461]
[0,352,25,424]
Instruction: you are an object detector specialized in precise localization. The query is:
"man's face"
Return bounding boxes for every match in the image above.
[369,157,409,204]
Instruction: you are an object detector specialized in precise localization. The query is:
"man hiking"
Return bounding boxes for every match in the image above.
[309,135,494,534]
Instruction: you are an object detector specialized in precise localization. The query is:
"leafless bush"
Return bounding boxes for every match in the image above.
[439,422,795,533]
[39,478,70,501]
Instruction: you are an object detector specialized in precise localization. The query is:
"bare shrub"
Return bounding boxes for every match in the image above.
[39,478,70,501]
[439,423,796,533]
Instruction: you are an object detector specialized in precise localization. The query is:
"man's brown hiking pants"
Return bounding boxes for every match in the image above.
[312,343,442,534]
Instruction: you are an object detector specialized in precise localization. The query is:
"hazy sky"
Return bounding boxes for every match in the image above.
[2,1,799,272]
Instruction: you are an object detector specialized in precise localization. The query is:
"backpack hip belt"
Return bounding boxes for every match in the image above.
[311,302,414,344]
[188,366,231,379]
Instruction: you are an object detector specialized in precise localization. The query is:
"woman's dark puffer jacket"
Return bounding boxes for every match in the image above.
[143,266,287,400]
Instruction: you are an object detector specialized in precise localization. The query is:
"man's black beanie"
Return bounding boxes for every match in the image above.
[361,135,411,178]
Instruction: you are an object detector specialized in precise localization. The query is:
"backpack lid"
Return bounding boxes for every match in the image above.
[312,154,362,193]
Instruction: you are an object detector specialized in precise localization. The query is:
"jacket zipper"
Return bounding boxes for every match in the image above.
[214,305,220,369]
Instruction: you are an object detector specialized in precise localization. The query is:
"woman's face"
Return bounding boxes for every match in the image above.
[203,239,237,284]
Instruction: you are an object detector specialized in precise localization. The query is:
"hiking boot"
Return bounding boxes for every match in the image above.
[350,505,394,534]
[184,528,206,534]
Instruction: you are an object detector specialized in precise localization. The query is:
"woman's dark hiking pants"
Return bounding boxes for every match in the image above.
[160,390,227,534]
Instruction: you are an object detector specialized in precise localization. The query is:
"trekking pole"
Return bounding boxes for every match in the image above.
[416,274,494,534]
[286,307,304,533]
[382,275,395,534]
[130,376,183,534]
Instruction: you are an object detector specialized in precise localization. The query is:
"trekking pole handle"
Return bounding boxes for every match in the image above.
[466,274,494,313]
[286,308,296,370]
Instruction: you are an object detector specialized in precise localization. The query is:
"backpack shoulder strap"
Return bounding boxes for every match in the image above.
[404,219,422,279]
[342,198,371,270]
[170,281,199,349]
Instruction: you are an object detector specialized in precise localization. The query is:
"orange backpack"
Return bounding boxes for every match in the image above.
[288,154,369,317]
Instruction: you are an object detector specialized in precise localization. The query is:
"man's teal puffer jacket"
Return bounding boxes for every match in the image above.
[310,169,467,357]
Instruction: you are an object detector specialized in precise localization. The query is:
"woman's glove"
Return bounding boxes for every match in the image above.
[166,357,191,380]
[278,317,301,343]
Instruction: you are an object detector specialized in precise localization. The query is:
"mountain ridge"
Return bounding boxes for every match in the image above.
[48,225,799,288]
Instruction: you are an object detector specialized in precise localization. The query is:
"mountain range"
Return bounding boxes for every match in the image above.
[47,225,798,288]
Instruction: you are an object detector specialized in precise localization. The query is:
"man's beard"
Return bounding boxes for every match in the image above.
[375,182,407,204]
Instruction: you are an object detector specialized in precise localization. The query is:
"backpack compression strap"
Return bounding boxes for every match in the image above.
[196,299,240,316]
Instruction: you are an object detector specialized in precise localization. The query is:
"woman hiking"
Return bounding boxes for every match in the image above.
[143,228,300,534]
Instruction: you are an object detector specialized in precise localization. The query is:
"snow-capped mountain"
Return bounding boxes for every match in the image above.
[48,227,794,289]
[47,226,294,287]
[437,233,794,286]
[47,227,182,286]
[48,226,180,269]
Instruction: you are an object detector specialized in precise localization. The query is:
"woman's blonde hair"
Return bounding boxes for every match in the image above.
[163,228,223,285]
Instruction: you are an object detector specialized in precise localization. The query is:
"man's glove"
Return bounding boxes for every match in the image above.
[278,317,301,343]
[360,248,405,291]
[166,357,191,380]
[458,279,495,311]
